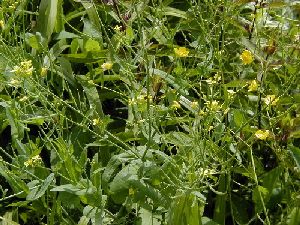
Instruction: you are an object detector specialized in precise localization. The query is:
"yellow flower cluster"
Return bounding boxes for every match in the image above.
[206,73,221,85]
[8,78,20,86]
[205,100,220,111]
[190,101,199,109]
[174,47,189,57]
[11,60,33,77]
[248,80,258,92]
[24,155,42,167]
[264,95,278,106]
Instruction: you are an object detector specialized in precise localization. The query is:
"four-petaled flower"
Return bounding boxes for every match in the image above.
[114,25,122,32]
[92,118,100,126]
[101,62,113,71]
[255,130,270,140]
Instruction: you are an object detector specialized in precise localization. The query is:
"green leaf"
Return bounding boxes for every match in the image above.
[76,75,104,119]
[109,163,139,193]
[27,173,55,201]
[201,217,219,225]
[153,69,189,95]
[231,194,250,225]
[51,184,82,194]
[125,26,135,45]
[224,80,248,88]
[138,208,161,225]
[81,3,103,43]
[130,178,166,208]
[23,116,45,126]
[163,132,193,147]
[4,105,24,142]
[54,31,80,40]
[252,186,269,214]
[262,167,283,195]
[70,38,80,54]
[157,7,187,19]
[25,33,46,50]
[287,207,300,225]
[0,212,20,225]
[288,145,300,169]
[168,192,205,225]
[78,216,90,225]
[0,161,29,197]
[232,109,246,128]
[56,57,76,86]
[102,153,133,191]
[213,174,227,225]
[36,0,59,41]
[62,52,107,63]
[84,38,101,52]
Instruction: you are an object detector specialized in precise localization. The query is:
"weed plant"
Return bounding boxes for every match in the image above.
[0,0,300,224]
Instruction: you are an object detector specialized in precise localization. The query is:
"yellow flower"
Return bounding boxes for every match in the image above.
[255,130,270,140]
[205,100,220,111]
[32,155,41,161]
[174,47,189,57]
[19,96,28,102]
[206,77,215,85]
[88,80,95,85]
[24,159,33,167]
[264,95,278,106]
[114,25,122,32]
[128,188,135,195]
[41,67,47,77]
[240,50,253,65]
[0,20,4,29]
[8,78,20,86]
[198,110,205,116]
[248,80,258,92]
[128,98,135,105]
[214,73,221,82]
[171,101,181,109]
[190,101,199,109]
[92,118,100,125]
[101,62,113,71]
[211,100,220,111]
[227,89,236,96]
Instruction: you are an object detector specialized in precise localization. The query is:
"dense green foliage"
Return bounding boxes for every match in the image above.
[0,0,300,224]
